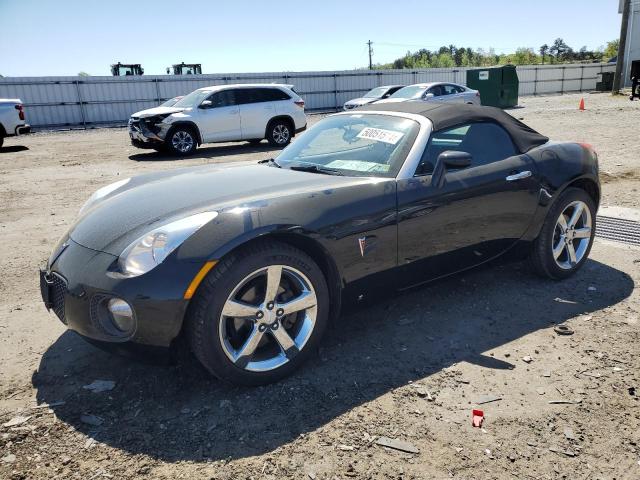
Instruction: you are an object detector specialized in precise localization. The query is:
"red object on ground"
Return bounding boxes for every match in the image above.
[472,409,484,427]
[579,98,585,111]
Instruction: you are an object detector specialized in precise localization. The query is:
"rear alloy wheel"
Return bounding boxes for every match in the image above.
[529,188,596,279]
[267,121,292,147]
[187,242,329,385]
[167,127,197,155]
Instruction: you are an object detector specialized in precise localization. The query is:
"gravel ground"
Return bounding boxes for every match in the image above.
[1,93,639,479]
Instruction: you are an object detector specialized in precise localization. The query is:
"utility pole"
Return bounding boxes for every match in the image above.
[613,0,630,93]
[367,40,373,70]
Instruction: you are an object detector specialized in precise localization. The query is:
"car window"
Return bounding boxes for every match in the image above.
[206,90,236,108]
[415,122,517,175]
[236,88,290,104]
[454,85,466,93]
[389,85,427,99]
[442,84,459,95]
[276,114,420,178]
[427,85,444,96]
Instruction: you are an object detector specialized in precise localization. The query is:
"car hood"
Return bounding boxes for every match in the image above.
[131,106,185,118]
[68,164,362,256]
[345,97,376,106]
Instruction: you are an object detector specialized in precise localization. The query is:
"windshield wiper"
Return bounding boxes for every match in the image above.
[258,158,281,168]
[288,165,344,176]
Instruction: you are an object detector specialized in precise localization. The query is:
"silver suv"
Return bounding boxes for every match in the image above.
[129,84,307,155]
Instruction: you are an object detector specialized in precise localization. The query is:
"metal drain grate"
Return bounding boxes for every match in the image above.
[596,215,640,246]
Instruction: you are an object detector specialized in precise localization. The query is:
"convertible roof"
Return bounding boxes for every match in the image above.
[360,102,549,153]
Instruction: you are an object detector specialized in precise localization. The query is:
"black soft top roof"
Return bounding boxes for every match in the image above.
[359,102,549,153]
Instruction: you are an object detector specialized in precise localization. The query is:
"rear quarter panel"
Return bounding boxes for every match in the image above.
[522,141,600,240]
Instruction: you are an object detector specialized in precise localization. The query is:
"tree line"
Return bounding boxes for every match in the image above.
[377,38,619,69]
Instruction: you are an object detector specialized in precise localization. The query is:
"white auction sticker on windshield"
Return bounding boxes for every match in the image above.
[356,127,404,145]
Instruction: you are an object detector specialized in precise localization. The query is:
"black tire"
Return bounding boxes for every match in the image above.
[266,119,292,147]
[529,187,596,280]
[186,241,329,386]
[0,135,4,149]
[166,126,197,156]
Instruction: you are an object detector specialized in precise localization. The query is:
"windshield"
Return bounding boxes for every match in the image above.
[160,96,182,107]
[275,114,420,178]
[363,87,389,98]
[389,85,427,99]
[173,89,211,108]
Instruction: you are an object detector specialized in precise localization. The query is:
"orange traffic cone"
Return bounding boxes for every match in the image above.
[579,98,585,111]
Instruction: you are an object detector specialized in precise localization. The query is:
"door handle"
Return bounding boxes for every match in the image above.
[506,170,532,181]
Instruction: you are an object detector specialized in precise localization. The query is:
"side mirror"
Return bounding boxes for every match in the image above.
[424,93,435,99]
[382,93,391,98]
[431,150,472,188]
[199,100,213,109]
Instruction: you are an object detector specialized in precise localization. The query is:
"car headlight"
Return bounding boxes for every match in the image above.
[117,211,218,277]
[79,178,130,216]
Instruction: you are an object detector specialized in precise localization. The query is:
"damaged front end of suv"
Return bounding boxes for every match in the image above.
[128,107,185,149]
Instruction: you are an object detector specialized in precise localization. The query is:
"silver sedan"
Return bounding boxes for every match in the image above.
[375,82,481,105]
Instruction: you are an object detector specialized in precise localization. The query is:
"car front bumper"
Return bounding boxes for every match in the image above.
[128,118,167,148]
[40,238,203,349]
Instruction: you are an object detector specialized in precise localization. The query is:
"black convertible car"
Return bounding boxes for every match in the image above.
[40,103,599,385]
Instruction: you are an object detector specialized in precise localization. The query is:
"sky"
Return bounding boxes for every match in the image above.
[0,0,622,77]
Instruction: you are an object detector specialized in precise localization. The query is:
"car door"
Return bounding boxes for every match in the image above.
[441,84,464,103]
[197,90,241,142]
[424,85,444,102]
[396,122,540,288]
[237,88,277,140]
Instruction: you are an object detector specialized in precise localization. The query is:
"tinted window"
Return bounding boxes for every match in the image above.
[206,90,236,108]
[442,84,460,95]
[454,85,466,93]
[236,88,290,104]
[427,85,444,96]
[415,122,517,175]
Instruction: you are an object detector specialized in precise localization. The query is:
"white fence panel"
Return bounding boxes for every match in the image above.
[0,63,617,129]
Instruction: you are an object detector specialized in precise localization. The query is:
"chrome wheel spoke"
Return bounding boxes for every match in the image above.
[222,299,257,318]
[557,215,568,233]
[264,265,282,303]
[567,203,584,228]
[270,327,299,359]
[279,290,317,315]
[566,242,577,265]
[553,238,566,259]
[233,327,264,368]
[574,227,591,239]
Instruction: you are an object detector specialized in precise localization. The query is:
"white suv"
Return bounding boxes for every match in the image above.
[129,84,307,155]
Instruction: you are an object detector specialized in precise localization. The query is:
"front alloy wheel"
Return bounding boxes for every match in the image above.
[168,128,196,155]
[219,265,317,371]
[187,241,329,385]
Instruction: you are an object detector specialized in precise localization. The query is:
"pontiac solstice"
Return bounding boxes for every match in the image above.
[40,103,599,385]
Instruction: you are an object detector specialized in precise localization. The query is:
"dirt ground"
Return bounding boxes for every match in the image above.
[1,93,639,480]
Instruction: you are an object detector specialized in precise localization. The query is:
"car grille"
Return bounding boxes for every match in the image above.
[344,104,356,110]
[50,273,68,323]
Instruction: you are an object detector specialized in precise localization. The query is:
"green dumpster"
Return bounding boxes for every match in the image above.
[466,65,519,108]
